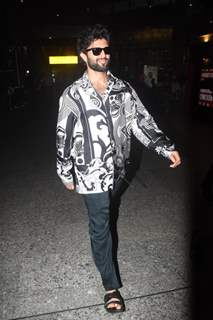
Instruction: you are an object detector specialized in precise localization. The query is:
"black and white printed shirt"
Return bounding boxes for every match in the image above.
[56,71,175,194]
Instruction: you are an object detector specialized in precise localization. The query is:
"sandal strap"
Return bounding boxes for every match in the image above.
[104,290,125,313]
[104,290,123,304]
[105,297,123,307]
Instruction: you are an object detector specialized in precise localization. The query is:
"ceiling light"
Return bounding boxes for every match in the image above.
[200,34,213,43]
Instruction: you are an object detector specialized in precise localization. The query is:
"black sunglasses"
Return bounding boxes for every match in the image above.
[85,47,111,56]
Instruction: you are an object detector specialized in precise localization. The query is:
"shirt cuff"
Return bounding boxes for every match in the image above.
[61,175,74,186]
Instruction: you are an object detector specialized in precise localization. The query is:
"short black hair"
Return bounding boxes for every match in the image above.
[77,24,110,55]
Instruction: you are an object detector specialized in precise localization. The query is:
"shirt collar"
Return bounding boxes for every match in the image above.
[80,70,117,94]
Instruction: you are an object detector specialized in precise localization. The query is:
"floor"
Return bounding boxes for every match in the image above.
[1,89,212,320]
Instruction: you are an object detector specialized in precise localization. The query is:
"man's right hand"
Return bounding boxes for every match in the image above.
[64,183,75,191]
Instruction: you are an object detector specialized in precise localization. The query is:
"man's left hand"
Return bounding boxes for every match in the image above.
[169,151,181,168]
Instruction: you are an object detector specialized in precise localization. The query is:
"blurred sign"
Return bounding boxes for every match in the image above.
[199,68,213,108]
[135,28,173,42]
[49,56,78,65]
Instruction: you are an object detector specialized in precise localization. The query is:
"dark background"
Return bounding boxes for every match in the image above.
[3,0,213,111]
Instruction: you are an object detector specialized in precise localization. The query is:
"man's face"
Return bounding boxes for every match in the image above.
[80,38,110,72]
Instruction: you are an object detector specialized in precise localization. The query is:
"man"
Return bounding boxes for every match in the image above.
[56,24,181,314]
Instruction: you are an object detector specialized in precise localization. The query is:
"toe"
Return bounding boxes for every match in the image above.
[107,302,121,310]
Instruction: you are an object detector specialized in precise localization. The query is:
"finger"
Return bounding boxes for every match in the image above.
[170,159,181,168]
[65,184,74,190]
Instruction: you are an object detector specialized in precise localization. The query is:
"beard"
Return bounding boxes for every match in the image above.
[87,57,110,72]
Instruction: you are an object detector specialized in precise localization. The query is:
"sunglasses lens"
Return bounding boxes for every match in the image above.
[92,48,102,56]
[104,47,111,55]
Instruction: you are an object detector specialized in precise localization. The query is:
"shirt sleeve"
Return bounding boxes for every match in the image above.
[56,91,77,185]
[128,84,175,158]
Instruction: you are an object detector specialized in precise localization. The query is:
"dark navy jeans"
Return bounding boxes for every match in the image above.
[83,191,121,291]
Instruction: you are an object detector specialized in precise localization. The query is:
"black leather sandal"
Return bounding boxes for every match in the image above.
[104,289,125,313]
